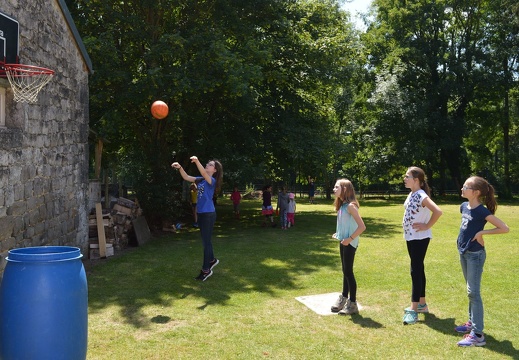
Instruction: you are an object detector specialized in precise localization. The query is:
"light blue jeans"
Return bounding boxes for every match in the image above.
[460,249,486,334]
[279,209,287,228]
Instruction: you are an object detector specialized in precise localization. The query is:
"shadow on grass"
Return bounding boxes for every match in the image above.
[424,313,519,357]
[483,336,519,358]
[349,314,385,329]
[423,313,457,334]
[150,315,171,324]
[87,200,344,327]
[86,198,408,330]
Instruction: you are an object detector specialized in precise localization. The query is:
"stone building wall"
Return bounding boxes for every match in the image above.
[0,0,92,276]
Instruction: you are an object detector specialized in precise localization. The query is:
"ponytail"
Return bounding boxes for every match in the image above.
[467,176,497,214]
[408,166,430,197]
[485,183,497,214]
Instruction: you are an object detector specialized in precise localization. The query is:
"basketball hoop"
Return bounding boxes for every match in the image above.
[2,63,55,103]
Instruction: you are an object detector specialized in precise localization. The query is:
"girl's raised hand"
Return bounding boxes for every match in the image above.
[190,156,199,163]
[171,162,181,169]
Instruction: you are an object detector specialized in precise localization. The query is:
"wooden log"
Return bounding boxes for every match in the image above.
[95,203,107,258]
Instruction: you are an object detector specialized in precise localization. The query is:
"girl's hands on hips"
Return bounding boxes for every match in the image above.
[333,233,351,245]
[340,238,351,246]
[411,222,427,232]
[472,232,485,246]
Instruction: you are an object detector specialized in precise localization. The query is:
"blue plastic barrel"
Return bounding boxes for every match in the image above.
[0,246,88,360]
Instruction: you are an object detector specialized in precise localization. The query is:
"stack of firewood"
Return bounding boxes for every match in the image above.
[111,197,143,249]
[88,197,143,259]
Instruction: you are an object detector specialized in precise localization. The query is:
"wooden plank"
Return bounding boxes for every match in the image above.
[132,216,151,246]
[113,203,133,215]
[89,243,114,258]
[95,203,107,258]
[94,139,103,179]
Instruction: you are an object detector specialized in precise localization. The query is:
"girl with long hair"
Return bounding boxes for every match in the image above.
[172,156,223,281]
[402,166,443,325]
[454,176,509,347]
[330,178,366,315]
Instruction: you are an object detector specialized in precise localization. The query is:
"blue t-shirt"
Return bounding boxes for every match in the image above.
[457,202,491,254]
[335,203,360,248]
[196,176,216,213]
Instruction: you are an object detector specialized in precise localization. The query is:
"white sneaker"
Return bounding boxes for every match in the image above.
[331,294,347,312]
[338,299,359,315]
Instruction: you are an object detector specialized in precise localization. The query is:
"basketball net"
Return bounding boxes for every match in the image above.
[2,63,54,103]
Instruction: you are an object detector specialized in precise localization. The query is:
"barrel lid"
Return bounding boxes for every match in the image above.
[6,246,83,262]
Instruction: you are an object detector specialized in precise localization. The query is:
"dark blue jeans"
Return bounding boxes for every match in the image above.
[198,212,216,271]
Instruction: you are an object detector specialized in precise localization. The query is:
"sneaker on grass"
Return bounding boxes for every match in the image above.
[338,299,359,315]
[403,309,418,325]
[457,332,486,347]
[209,258,219,270]
[404,303,429,313]
[331,294,347,313]
[195,270,213,281]
[455,321,472,334]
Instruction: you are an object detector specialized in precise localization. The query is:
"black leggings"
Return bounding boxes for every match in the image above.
[340,243,357,302]
[406,238,430,302]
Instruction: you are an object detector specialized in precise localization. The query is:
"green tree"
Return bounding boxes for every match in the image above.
[66,0,360,223]
[363,0,519,194]
[464,0,519,197]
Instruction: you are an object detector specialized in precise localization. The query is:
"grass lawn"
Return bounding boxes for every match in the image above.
[86,195,519,359]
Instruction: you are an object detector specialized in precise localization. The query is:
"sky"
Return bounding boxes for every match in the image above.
[341,0,373,30]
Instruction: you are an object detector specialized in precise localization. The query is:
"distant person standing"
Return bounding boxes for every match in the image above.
[308,176,316,203]
[261,185,275,227]
[171,156,223,281]
[276,186,289,229]
[190,183,198,227]
[287,193,297,228]
[401,166,443,325]
[230,186,242,219]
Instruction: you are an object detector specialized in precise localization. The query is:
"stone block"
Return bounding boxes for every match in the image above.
[34,222,45,237]
[7,201,27,216]
[13,184,25,201]
[12,216,24,235]
[24,182,34,199]
[0,128,22,149]
[28,209,41,227]
[0,216,14,240]
[27,196,39,211]
[24,226,35,239]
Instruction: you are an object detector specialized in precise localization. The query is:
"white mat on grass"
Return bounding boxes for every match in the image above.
[295,292,362,316]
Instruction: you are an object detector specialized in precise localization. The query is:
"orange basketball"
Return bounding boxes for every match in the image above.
[151,100,169,119]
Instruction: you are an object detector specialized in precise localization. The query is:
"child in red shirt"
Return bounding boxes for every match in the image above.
[230,186,242,219]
